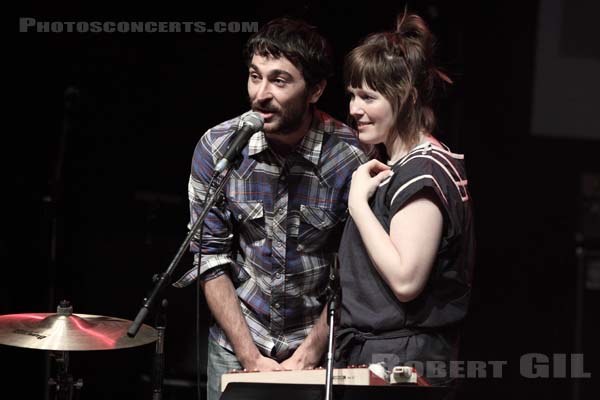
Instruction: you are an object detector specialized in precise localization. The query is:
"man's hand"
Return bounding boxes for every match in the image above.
[243,354,283,372]
[280,342,322,371]
[279,306,329,370]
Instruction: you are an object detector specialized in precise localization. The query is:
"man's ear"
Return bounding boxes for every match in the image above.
[308,80,327,104]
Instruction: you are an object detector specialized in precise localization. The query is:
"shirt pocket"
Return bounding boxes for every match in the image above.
[297,204,343,253]
[228,200,267,246]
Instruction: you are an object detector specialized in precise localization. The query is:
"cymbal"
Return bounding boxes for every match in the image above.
[0,312,157,351]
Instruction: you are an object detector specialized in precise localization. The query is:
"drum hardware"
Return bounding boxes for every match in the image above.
[0,300,157,400]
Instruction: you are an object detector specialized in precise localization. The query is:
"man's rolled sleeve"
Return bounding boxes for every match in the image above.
[173,130,235,288]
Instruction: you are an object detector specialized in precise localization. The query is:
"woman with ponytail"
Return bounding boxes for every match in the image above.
[335,12,475,390]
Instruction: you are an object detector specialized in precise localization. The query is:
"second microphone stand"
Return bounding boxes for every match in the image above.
[324,254,339,400]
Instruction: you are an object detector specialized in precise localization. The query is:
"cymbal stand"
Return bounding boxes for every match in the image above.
[152,296,168,400]
[47,351,83,400]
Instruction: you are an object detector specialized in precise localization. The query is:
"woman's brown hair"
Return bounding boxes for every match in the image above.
[344,13,452,151]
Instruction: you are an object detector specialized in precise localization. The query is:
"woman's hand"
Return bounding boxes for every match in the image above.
[348,159,392,214]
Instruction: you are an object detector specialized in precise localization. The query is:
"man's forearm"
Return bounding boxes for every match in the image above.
[282,307,329,369]
[201,274,260,367]
[301,307,329,359]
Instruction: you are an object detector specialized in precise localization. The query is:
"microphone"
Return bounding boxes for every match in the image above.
[214,112,264,174]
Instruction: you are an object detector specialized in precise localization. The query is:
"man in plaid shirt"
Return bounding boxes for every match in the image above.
[174,18,367,400]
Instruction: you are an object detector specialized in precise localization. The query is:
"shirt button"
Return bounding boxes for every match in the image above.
[275,272,281,279]
[277,208,284,215]
[274,302,280,309]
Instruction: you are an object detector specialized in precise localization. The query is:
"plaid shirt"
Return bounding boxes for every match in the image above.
[174,109,367,360]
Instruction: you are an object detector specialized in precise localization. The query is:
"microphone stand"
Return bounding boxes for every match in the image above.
[324,254,339,400]
[127,164,237,400]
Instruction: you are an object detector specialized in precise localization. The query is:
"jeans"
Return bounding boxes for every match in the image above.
[207,339,242,400]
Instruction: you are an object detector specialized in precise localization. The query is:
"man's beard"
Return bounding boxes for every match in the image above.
[251,93,311,135]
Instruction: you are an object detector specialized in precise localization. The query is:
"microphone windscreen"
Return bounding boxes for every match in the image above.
[242,111,264,130]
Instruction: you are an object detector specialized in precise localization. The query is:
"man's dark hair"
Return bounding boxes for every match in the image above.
[244,18,333,88]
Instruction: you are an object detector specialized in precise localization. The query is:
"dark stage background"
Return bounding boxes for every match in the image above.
[4,1,600,399]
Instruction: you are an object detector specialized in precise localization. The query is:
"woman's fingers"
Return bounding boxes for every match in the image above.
[364,159,391,176]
